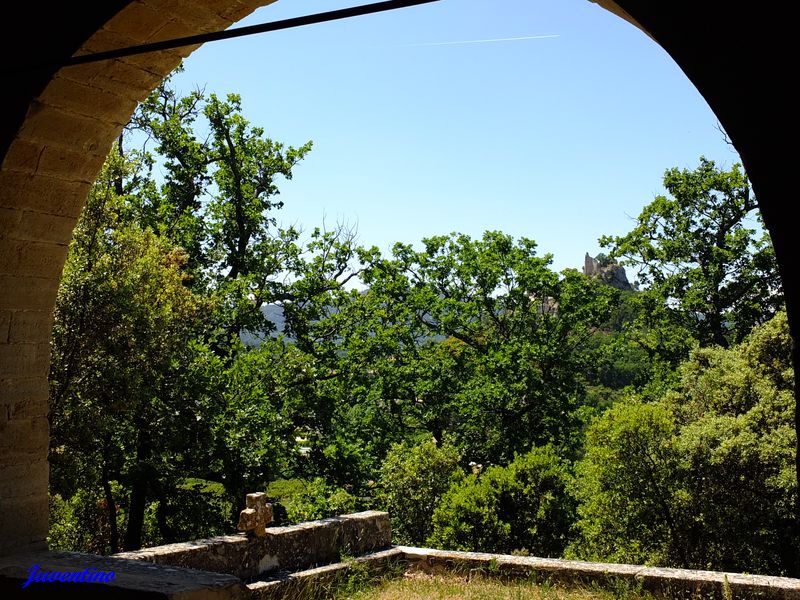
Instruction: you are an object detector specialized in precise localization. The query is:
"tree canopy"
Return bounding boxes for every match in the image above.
[48,77,795,576]
[600,157,783,348]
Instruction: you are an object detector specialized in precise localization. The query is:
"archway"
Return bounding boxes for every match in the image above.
[1,0,796,557]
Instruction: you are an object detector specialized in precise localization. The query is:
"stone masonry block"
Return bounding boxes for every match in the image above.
[0,171,90,217]
[4,397,49,421]
[90,61,168,101]
[140,0,231,33]
[57,60,114,89]
[336,510,392,554]
[0,275,61,311]
[218,1,261,24]
[9,311,55,344]
[60,59,162,101]
[147,18,200,48]
[1,137,41,176]
[237,492,273,537]
[104,1,169,42]
[0,460,49,499]
[0,312,10,344]
[0,241,69,279]
[0,535,47,557]
[35,145,109,183]
[192,0,250,23]
[0,415,49,456]
[0,207,22,233]
[229,0,279,21]
[38,76,139,123]
[19,242,70,279]
[0,377,49,407]
[0,241,22,274]
[18,103,124,152]
[5,210,78,245]
[0,342,50,378]
[0,494,50,540]
[146,19,203,59]
[2,139,108,183]
[78,27,141,57]
[119,51,184,81]
[0,442,47,472]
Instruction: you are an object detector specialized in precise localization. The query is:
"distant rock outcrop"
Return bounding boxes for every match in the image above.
[583,253,635,291]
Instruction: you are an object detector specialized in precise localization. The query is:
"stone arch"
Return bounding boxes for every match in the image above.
[0,0,796,556]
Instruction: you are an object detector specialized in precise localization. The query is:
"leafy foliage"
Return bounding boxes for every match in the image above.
[600,157,783,348]
[266,478,358,524]
[570,312,797,574]
[429,446,575,557]
[48,70,794,580]
[378,438,463,545]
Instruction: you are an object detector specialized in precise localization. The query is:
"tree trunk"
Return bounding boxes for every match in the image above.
[101,459,119,554]
[123,433,151,551]
[155,493,176,544]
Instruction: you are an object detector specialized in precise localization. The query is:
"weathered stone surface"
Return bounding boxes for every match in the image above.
[116,511,392,581]
[237,493,272,537]
[0,550,245,599]
[397,546,800,599]
[583,252,635,291]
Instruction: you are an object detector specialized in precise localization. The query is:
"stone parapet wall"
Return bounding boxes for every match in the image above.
[115,511,392,581]
[4,531,800,599]
[398,546,800,599]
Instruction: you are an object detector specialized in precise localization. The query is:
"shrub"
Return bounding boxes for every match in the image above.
[429,445,575,556]
[378,438,462,545]
[569,311,798,575]
[568,399,680,566]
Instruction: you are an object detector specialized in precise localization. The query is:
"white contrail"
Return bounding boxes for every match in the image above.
[401,34,560,47]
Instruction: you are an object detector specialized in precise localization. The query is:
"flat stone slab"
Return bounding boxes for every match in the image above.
[0,550,245,599]
[397,546,800,599]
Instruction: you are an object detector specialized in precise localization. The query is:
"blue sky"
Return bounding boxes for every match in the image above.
[165,0,741,274]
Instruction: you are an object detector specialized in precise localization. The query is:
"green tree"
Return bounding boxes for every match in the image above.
[570,311,797,575]
[129,73,313,346]
[50,75,327,550]
[347,231,619,463]
[49,148,206,552]
[265,477,357,524]
[600,157,783,348]
[569,399,683,566]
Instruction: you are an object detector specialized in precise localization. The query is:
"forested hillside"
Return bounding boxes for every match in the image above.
[47,73,795,577]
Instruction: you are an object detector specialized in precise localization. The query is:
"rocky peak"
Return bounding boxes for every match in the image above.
[583,253,634,291]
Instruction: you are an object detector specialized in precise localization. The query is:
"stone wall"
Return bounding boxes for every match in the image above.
[399,547,800,599]
[115,511,392,581]
[4,514,800,599]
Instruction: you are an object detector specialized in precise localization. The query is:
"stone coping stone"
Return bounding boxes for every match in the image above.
[0,550,245,599]
[397,546,800,599]
[115,510,391,581]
